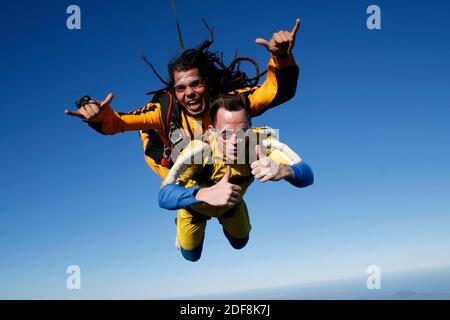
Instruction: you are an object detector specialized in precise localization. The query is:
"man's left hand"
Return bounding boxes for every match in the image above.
[251,146,294,182]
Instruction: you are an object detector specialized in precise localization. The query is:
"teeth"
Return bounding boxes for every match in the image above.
[187,99,200,105]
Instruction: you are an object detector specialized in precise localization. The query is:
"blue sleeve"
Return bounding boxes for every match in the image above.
[158,184,201,210]
[286,162,314,188]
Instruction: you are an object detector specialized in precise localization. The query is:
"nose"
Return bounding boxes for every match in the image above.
[185,86,196,98]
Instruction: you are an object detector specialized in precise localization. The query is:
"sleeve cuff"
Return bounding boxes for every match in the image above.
[270,54,297,69]
[286,162,314,188]
[158,184,201,210]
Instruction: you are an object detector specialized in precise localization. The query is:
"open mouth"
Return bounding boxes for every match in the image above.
[185,98,203,113]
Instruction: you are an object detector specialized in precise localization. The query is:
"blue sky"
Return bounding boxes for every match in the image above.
[0,0,449,299]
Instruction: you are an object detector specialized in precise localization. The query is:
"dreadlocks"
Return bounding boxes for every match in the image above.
[168,39,266,100]
[145,38,266,100]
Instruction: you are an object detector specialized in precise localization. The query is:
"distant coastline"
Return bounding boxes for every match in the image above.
[176,265,450,300]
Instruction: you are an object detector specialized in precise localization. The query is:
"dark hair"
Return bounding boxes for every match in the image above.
[168,41,221,88]
[208,94,251,126]
[167,40,265,100]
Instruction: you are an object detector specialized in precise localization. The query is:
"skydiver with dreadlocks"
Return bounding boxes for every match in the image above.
[65,19,301,179]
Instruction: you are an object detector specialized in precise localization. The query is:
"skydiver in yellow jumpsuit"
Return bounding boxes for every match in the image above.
[159,95,314,261]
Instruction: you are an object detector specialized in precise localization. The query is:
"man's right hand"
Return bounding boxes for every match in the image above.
[195,165,242,207]
[65,93,113,121]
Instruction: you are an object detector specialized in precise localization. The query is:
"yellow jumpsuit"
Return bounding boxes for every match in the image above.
[86,55,299,179]
[171,131,295,251]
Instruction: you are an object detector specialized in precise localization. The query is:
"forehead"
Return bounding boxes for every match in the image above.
[173,68,200,83]
[215,108,249,129]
